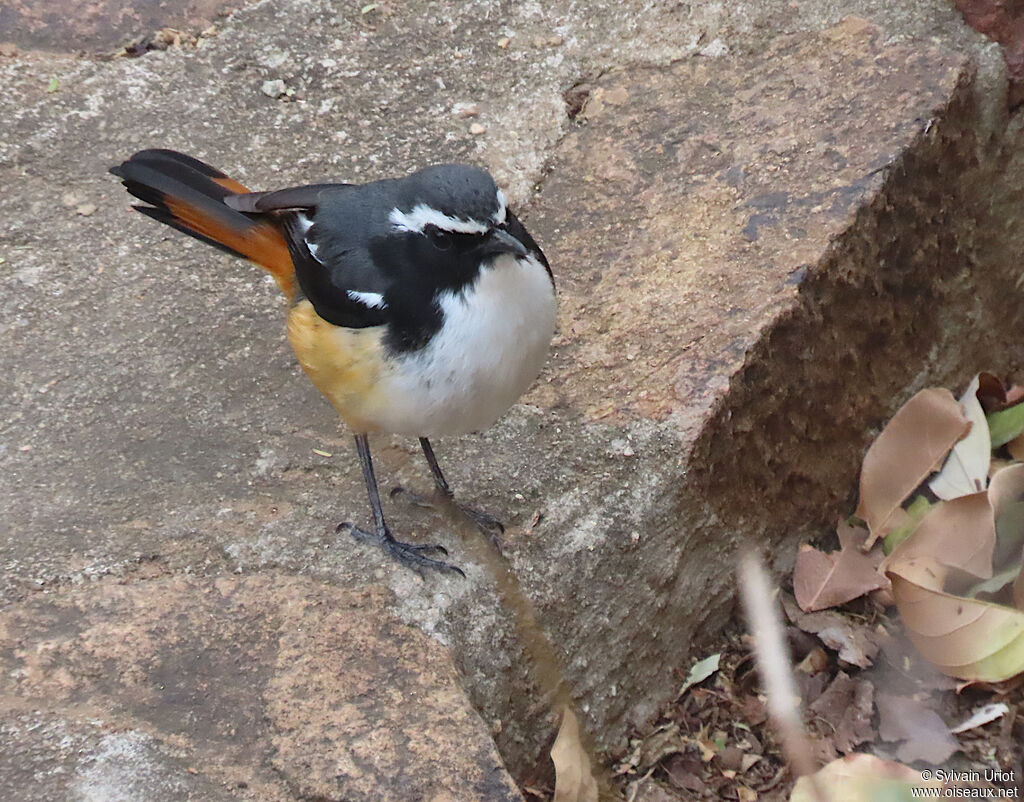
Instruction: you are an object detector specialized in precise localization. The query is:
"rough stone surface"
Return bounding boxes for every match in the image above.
[2,0,1023,796]
[0,0,245,53]
[0,574,522,801]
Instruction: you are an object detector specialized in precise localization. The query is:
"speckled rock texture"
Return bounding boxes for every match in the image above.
[0,574,523,801]
[2,0,1023,797]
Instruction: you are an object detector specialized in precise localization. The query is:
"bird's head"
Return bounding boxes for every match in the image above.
[380,164,531,290]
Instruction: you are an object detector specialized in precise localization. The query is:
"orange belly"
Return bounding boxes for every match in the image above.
[286,300,389,433]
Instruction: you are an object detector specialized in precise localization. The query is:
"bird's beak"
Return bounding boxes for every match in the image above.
[481,228,529,259]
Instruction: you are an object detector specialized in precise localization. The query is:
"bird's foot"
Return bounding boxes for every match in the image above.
[390,486,505,552]
[337,522,465,578]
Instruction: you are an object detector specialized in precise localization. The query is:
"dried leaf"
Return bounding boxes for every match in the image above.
[796,646,830,675]
[950,702,1009,733]
[856,388,970,546]
[976,372,1009,412]
[1015,549,1024,611]
[968,563,1021,599]
[876,692,959,764]
[636,723,683,768]
[677,653,721,698]
[887,557,1024,681]
[782,596,878,668]
[789,753,940,802]
[551,707,599,802]
[794,525,887,612]
[929,375,991,499]
[989,464,1024,570]
[881,491,994,579]
[807,672,874,754]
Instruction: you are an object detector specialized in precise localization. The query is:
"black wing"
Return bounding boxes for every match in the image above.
[237,186,392,330]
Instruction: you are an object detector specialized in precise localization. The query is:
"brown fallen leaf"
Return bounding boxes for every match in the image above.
[736,785,757,802]
[876,692,959,764]
[782,595,879,668]
[807,672,874,754]
[881,491,994,579]
[794,522,887,612]
[664,752,706,793]
[976,372,1009,412]
[796,646,830,675]
[856,388,971,547]
[887,557,1024,681]
[636,723,683,768]
[551,707,599,802]
[789,753,941,802]
[929,374,991,500]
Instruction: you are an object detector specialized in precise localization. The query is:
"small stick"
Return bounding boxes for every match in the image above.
[738,551,828,802]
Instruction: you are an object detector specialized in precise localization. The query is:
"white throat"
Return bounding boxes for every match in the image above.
[375,255,556,437]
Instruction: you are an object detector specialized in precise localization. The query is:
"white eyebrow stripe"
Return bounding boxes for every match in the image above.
[347,290,387,309]
[388,203,490,235]
[492,189,507,225]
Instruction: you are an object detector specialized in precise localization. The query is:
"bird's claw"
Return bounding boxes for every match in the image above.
[389,487,505,552]
[338,522,464,577]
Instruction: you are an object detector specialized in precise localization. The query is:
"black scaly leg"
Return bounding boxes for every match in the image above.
[419,437,505,547]
[338,434,464,577]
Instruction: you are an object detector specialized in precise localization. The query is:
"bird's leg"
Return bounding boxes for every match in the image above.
[338,433,464,577]
[417,437,505,548]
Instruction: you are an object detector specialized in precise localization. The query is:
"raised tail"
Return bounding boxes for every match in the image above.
[109,149,296,300]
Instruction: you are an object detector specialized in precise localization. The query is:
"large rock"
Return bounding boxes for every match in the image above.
[0,574,523,801]
[2,0,1022,794]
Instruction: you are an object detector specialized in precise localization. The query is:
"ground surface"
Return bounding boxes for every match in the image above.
[3,1,1024,800]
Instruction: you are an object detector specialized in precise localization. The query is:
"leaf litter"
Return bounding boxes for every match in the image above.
[599,372,1023,802]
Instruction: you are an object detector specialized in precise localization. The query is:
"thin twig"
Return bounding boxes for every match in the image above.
[738,551,829,802]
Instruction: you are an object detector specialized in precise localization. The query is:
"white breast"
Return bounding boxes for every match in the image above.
[373,254,556,437]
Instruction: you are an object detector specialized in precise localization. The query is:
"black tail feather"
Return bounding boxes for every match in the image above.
[109,149,297,298]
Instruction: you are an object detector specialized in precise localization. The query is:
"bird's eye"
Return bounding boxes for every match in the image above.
[426,226,453,251]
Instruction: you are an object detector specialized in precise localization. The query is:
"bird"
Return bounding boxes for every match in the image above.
[109,149,556,576]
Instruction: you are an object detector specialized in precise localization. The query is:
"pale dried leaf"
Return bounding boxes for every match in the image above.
[989,464,1024,569]
[1015,548,1024,611]
[881,491,994,579]
[551,707,599,802]
[782,596,878,668]
[876,692,959,764]
[789,753,940,802]
[887,557,1024,681]
[929,375,991,499]
[794,530,887,612]
[950,702,1009,733]
[856,388,970,546]
[677,652,720,697]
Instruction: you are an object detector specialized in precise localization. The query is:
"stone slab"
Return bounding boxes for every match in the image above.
[1,0,1019,793]
[0,574,523,801]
